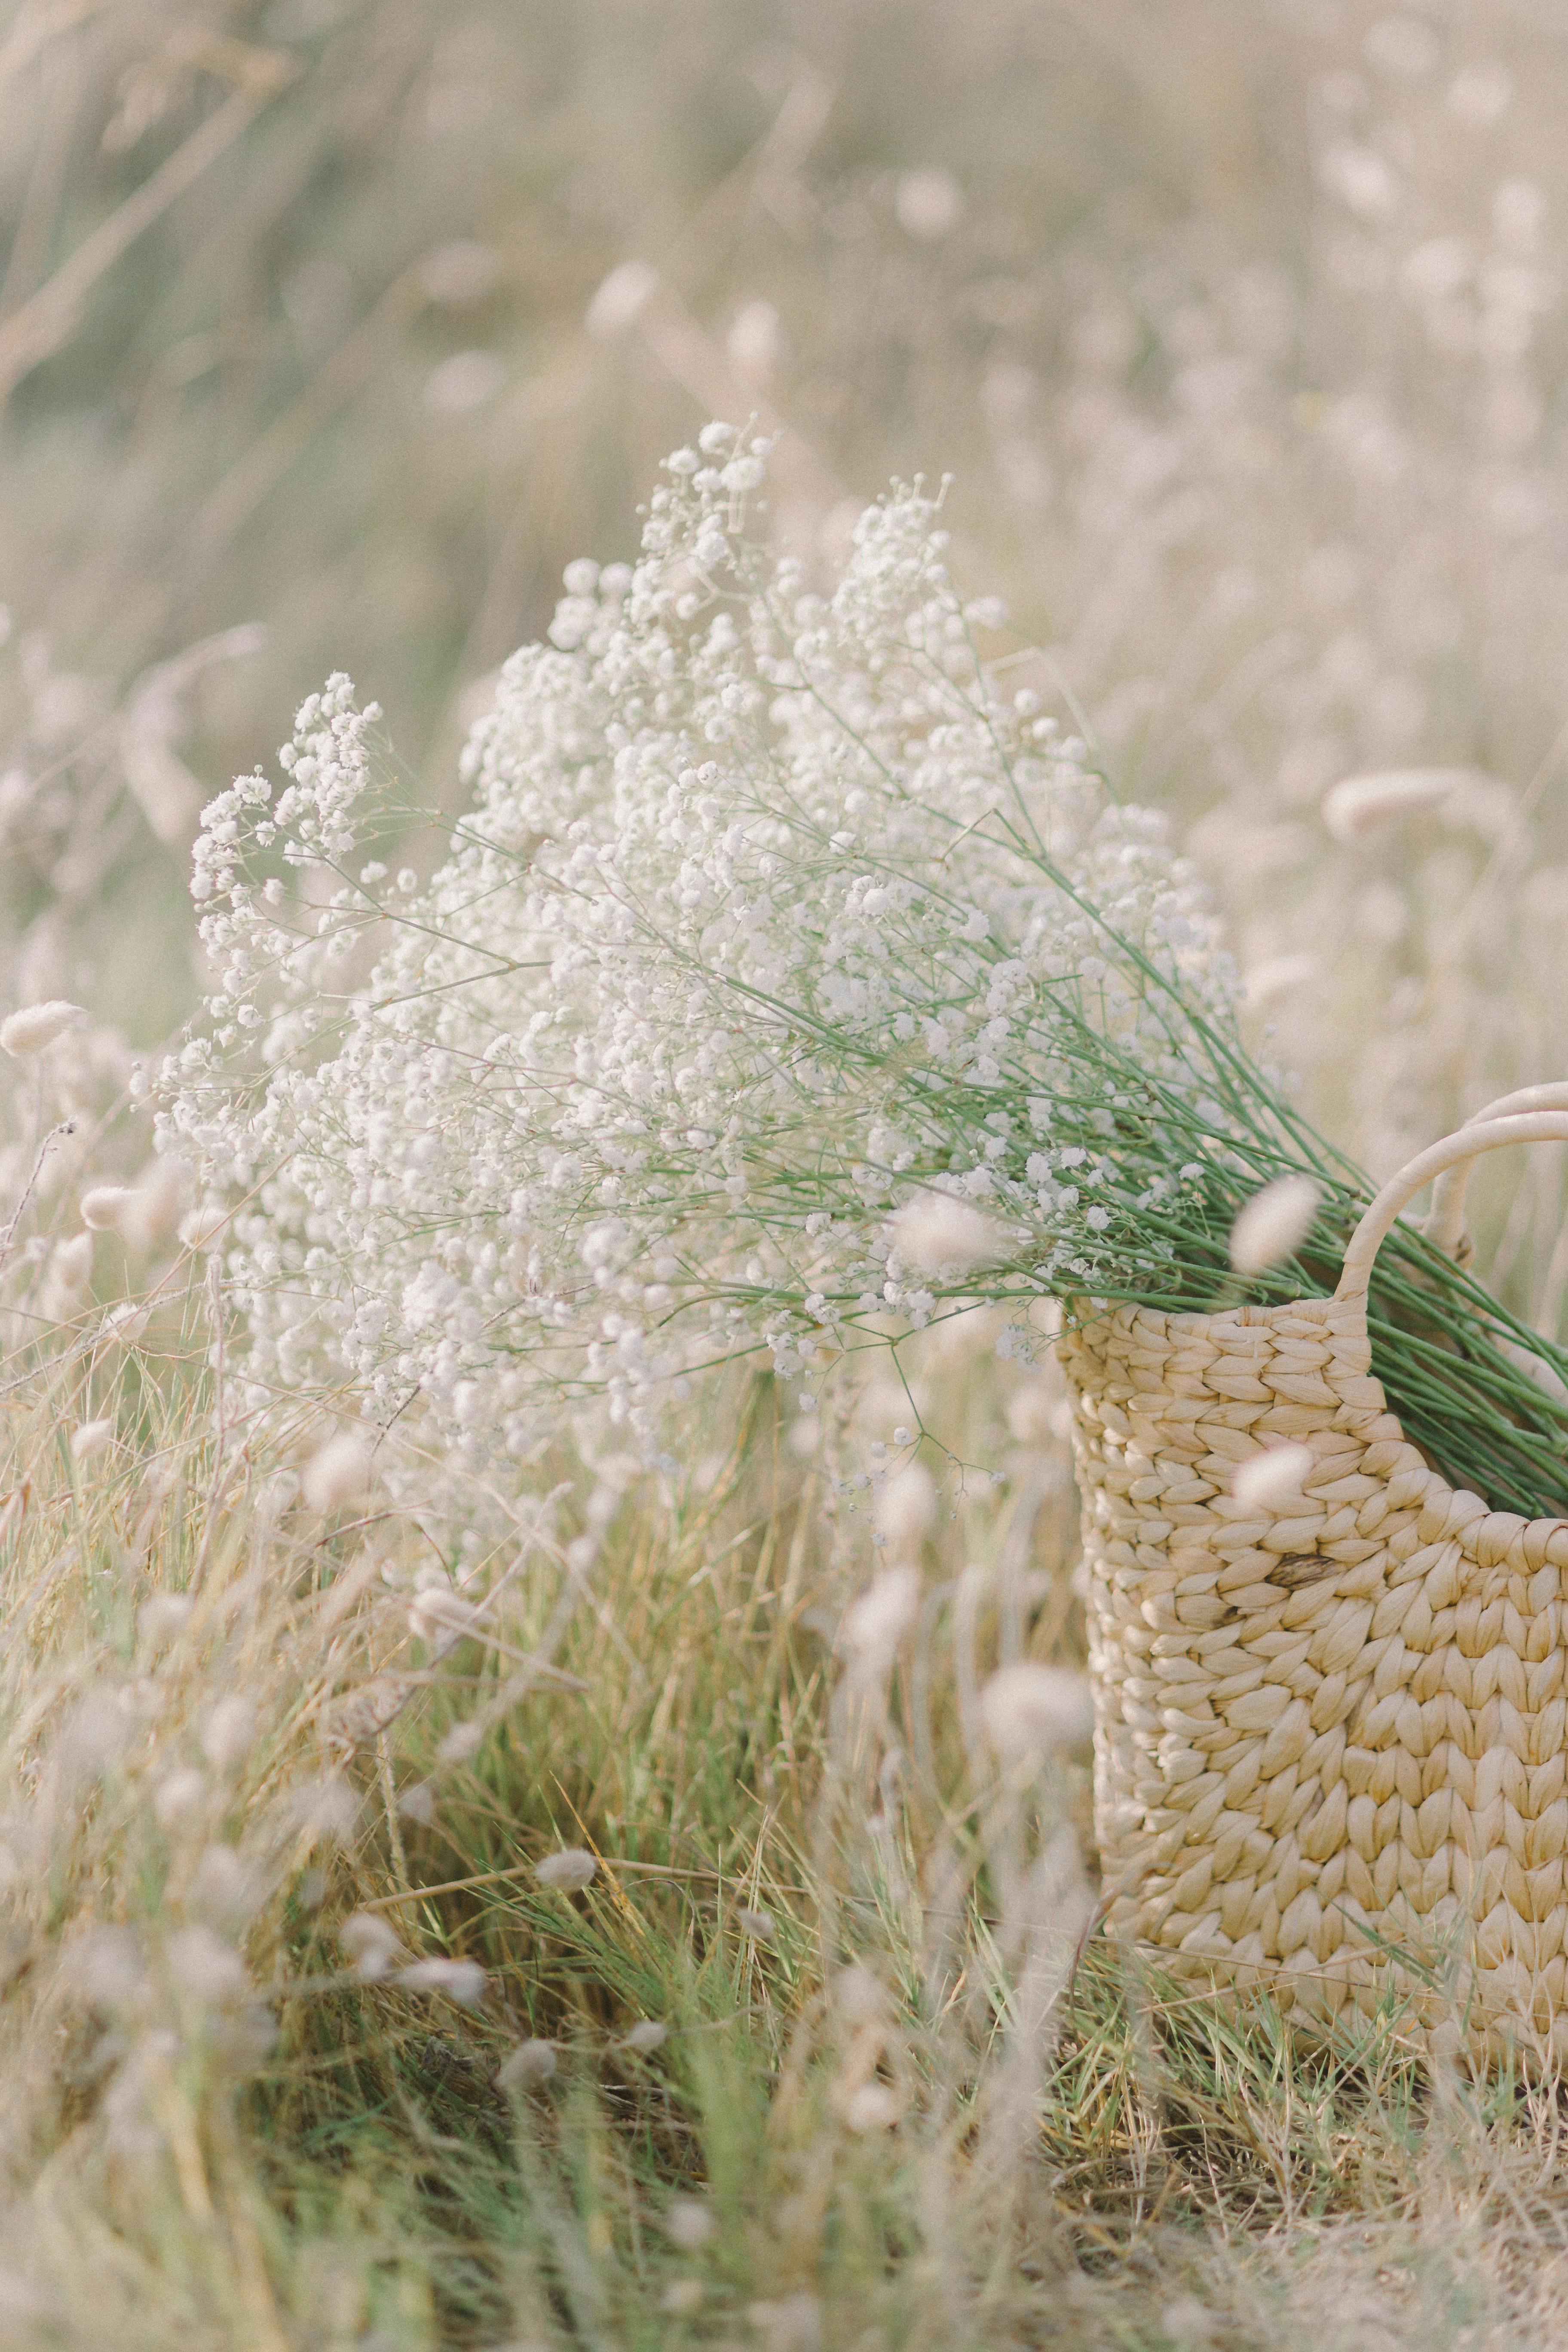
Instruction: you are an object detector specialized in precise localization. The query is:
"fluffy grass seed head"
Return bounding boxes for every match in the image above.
[1231,1441,1316,1512]
[1228,1174,1321,1277]
[0,1000,86,1057]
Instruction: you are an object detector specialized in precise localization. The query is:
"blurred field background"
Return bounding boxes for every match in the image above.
[9,1,1568,2346]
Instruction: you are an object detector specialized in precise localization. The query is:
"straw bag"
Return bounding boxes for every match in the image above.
[1061,1096,1568,2061]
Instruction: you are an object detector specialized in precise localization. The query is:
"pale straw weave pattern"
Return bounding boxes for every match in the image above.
[1061,1105,1568,2061]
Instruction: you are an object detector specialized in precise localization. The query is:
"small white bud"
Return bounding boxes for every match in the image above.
[622,2018,667,2052]
[70,1418,114,1464]
[0,1000,86,1057]
[1228,1175,1320,1277]
[735,1906,775,1943]
[534,1847,597,1893]
[1231,1442,1316,1513]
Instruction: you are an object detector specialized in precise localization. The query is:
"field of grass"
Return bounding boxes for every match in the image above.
[10,2,1568,2345]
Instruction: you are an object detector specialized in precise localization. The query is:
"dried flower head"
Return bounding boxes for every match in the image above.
[622,2018,668,2053]
[70,1418,114,1464]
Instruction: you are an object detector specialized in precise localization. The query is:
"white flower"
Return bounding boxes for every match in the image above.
[622,2018,667,2052]
[80,1185,136,1233]
[498,2038,558,2089]
[300,1429,376,1513]
[0,1000,86,1056]
[70,1418,114,1464]
[1231,1442,1316,1513]
[160,438,1237,1485]
[977,1661,1093,1759]
[1228,1175,1320,1277]
[534,1847,597,1892]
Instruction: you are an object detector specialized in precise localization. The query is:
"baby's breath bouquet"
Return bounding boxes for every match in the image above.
[159,426,1568,1513]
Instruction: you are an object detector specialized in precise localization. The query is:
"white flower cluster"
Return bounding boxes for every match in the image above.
[159,427,1234,1472]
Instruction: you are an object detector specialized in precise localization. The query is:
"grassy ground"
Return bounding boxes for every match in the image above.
[0,1320,1568,2349]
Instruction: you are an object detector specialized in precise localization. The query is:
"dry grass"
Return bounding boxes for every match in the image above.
[9,0,1568,2344]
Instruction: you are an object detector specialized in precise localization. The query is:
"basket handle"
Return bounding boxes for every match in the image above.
[1425,1083,1568,1256]
[1335,1112,1568,1305]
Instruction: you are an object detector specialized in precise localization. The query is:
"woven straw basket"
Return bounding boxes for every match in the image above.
[1060,1091,1568,2061]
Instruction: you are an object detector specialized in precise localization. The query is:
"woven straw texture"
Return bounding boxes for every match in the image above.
[1060,1106,1568,2061]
